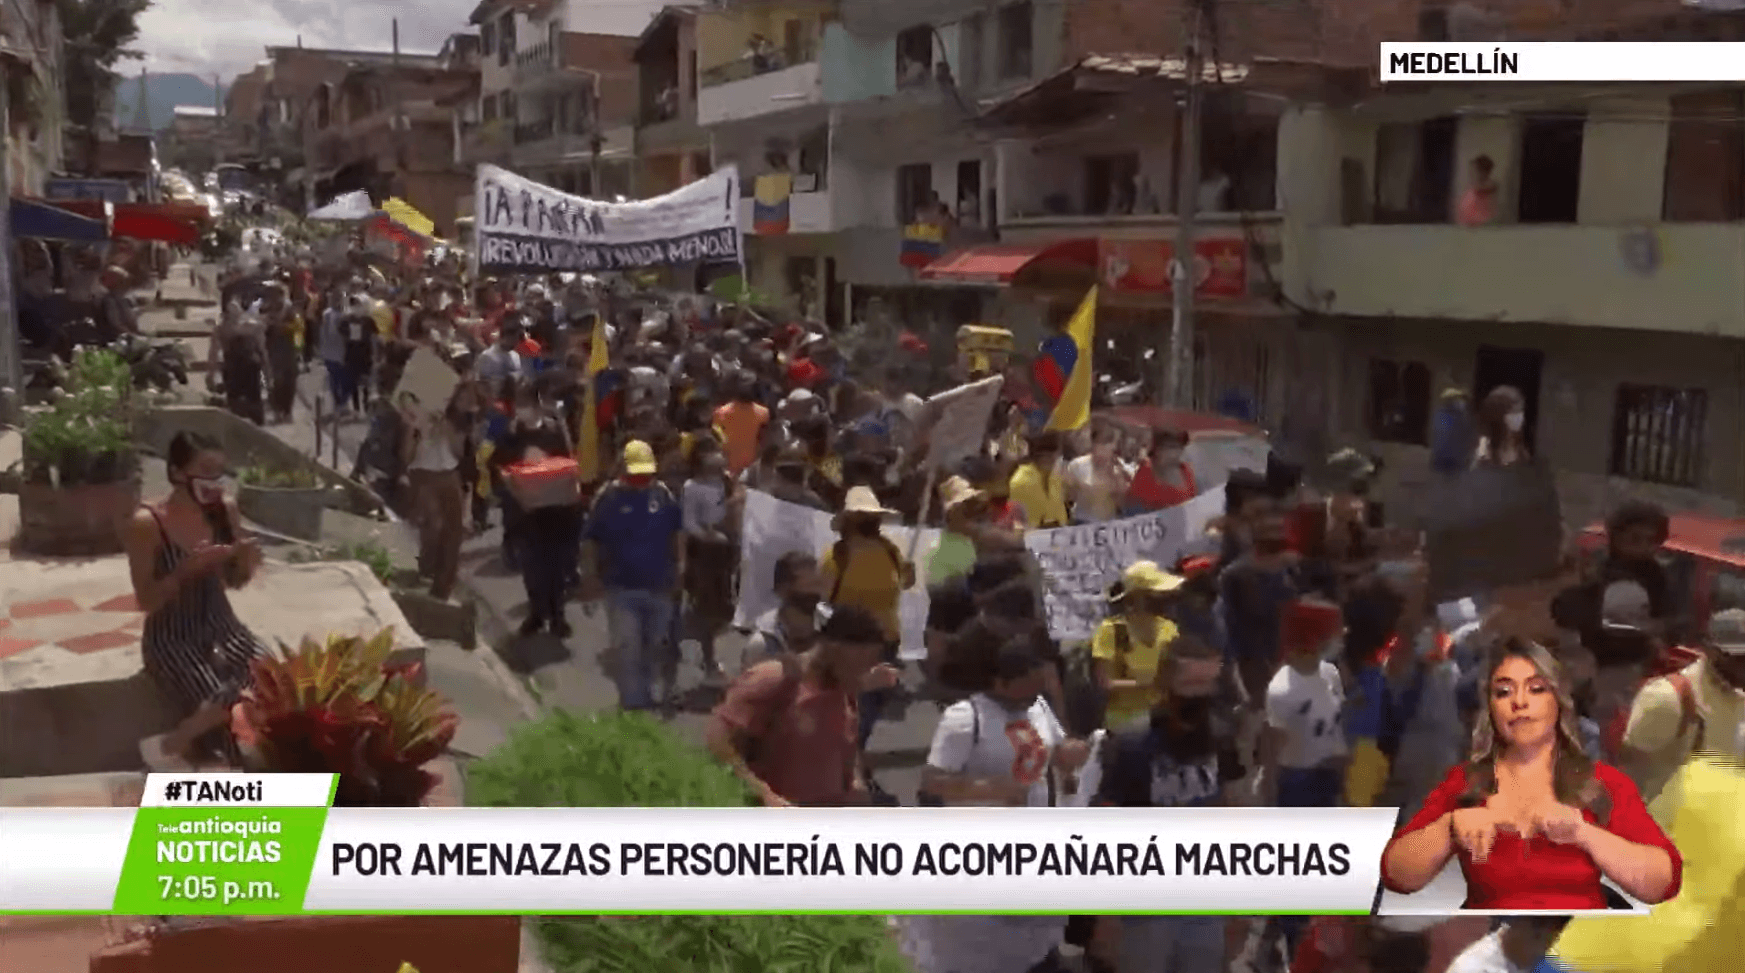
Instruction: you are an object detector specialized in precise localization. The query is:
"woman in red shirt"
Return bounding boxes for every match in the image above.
[1381,639,1681,911]
[1123,427,1197,514]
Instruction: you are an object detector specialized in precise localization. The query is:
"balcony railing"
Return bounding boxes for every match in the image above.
[701,40,818,88]
[514,119,555,144]
[515,41,559,76]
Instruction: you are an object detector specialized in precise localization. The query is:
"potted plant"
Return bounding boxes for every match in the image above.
[16,348,143,556]
[468,711,911,973]
[242,629,457,806]
[236,462,328,541]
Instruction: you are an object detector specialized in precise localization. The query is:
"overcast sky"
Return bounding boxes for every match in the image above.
[136,0,666,80]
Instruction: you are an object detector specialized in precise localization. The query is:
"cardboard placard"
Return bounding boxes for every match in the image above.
[922,375,1004,471]
[395,347,460,416]
[1422,462,1564,603]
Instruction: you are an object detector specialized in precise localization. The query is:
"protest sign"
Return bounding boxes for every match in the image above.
[735,487,1226,653]
[1024,489,1224,640]
[1421,461,1563,603]
[474,163,741,274]
[922,376,1004,470]
[395,348,460,416]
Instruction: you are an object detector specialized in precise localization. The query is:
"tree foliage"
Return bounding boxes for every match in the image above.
[57,0,151,130]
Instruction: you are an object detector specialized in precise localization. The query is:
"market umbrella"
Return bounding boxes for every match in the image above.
[307,191,373,221]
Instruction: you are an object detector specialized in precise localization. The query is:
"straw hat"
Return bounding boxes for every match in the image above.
[834,486,897,529]
[939,476,988,515]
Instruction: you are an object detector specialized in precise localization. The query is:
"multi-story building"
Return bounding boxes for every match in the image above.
[634,5,709,197]
[1,0,65,195]
[469,0,529,170]
[159,105,222,173]
[300,54,475,235]
[259,46,412,210]
[222,63,270,165]
[507,9,638,197]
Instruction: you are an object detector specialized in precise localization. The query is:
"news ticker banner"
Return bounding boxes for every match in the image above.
[1381,42,1745,82]
[0,774,1416,915]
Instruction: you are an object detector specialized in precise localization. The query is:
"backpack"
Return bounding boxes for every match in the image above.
[1060,617,1127,738]
[1601,651,1705,761]
[827,536,903,604]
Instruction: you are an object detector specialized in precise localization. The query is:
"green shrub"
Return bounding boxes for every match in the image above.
[21,348,138,485]
[467,711,910,973]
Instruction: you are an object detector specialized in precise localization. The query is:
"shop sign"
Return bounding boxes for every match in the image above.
[1098,237,1247,298]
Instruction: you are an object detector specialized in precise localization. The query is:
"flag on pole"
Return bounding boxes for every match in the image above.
[1044,286,1097,432]
[576,314,611,481]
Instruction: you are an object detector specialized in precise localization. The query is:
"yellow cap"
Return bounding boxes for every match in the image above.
[1122,560,1185,595]
[623,440,658,475]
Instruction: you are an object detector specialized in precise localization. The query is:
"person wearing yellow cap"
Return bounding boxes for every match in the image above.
[1090,561,1185,730]
[583,440,686,710]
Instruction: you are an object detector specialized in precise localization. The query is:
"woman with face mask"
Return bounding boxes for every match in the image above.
[122,431,268,771]
[1473,385,1531,468]
[1124,427,1197,515]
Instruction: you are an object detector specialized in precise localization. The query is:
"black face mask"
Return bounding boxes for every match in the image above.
[853,518,884,538]
[1158,696,1217,759]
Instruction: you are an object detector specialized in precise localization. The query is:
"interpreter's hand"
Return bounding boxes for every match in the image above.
[1525,801,1588,845]
[861,663,901,692]
[1450,803,1511,863]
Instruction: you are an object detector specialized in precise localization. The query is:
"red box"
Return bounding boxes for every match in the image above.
[506,456,581,509]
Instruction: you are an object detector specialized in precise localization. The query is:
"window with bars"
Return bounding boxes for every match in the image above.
[1609,384,1707,487]
[1366,358,1432,445]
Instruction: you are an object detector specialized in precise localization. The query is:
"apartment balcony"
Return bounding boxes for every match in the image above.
[697,56,822,126]
[1305,223,1745,338]
[514,39,595,95]
[509,118,602,169]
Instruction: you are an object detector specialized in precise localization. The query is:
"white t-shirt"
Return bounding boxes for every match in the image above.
[1063,454,1126,523]
[474,345,522,389]
[1265,661,1348,769]
[1445,931,1533,973]
[926,693,1065,808]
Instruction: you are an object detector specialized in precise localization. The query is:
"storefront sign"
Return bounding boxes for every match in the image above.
[1099,237,1247,298]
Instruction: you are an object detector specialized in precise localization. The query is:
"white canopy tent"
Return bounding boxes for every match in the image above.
[307,191,373,221]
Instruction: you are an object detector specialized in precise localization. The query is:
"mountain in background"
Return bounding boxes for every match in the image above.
[113,73,226,131]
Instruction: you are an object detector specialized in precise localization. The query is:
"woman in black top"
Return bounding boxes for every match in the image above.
[492,388,582,637]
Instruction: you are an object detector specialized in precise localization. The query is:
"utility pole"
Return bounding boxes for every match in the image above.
[392,18,406,198]
[1164,0,1205,409]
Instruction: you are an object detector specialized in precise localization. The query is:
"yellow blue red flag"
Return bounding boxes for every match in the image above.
[1043,286,1097,431]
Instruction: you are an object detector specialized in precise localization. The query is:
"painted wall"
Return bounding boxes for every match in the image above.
[696,5,829,76]
[1285,96,1745,338]
[820,22,961,103]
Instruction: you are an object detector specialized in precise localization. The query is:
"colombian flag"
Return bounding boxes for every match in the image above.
[576,314,612,482]
[900,222,945,268]
[753,173,792,235]
[1344,630,1450,807]
[1042,287,1097,432]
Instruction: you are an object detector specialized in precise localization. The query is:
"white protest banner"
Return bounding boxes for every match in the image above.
[474,163,741,274]
[736,487,1227,654]
[922,376,1004,470]
[1024,488,1225,641]
[734,492,937,661]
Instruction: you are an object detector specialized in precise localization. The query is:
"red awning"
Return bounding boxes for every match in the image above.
[50,200,207,245]
[917,239,1097,285]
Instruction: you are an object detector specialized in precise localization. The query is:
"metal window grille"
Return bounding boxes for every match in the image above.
[1609,384,1707,487]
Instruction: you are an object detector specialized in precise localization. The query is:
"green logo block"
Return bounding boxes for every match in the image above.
[112,806,330,915]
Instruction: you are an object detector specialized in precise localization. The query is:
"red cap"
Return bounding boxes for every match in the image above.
[1281,598,1344,653]
[1175,554,1217,578]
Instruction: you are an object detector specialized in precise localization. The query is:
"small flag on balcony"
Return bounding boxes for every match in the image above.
[753,173,792,235]
[900,221,945,268]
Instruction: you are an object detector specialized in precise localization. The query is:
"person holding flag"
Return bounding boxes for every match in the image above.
[1009,287,1097,529]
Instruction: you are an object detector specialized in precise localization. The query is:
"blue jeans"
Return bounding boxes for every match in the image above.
[606,588,675,710]
[1273,765,1343,955]
[1117,916,1224,973]
[323,359,353,409]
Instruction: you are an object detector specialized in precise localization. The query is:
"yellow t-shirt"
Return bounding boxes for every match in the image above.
[821,537,914,644]
[1008,460,1068,529]
[1090,615,1178,726]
